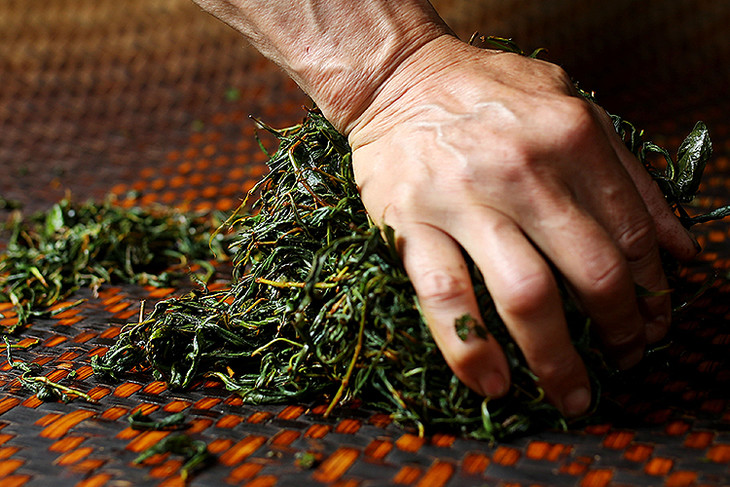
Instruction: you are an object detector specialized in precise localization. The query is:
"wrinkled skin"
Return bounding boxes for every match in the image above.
[189,0,698,417]
[347,36,698,416]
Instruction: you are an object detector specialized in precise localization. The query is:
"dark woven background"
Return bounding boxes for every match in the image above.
[1,1,729,486]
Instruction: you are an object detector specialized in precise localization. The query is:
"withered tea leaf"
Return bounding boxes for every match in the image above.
[90,38,730,441]
[94,104,730,441]
[0,197,231,332]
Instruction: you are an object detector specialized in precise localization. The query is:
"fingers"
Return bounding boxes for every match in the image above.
[454,212,592,417]
[587,194,670,344]
[591,104,699,262]
[523,198,648,368]
[398,223,510,399]
[573,107,695,342]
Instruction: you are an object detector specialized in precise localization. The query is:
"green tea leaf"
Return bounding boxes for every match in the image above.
[44,203,65,235]
[675,121,712,202]
[91,43,730,443]
[1,198,232,332]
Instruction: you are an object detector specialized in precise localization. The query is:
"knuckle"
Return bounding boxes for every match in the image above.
[415,269,471,307]
[496,271,555,319]
[614,217,657,262]
[541,62,574,92]
[554,98,595,139]
[488,141,544,187]
[534,99,596,152]
[381,183,424,222]
[530,353,582,385]
[583,257,628,298]
[602,326,644,352]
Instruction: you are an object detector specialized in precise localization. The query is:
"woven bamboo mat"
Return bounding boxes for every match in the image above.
[2,1,730,486]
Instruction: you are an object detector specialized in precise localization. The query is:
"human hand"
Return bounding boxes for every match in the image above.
[187,0,698,417]
[343,35,699,417]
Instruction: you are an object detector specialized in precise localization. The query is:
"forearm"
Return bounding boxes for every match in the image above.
[191,0,451,133]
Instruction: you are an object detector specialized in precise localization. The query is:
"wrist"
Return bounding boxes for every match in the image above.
[298,6,451,134]
[345,35,494,146]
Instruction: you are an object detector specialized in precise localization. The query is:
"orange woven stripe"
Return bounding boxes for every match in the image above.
[106,302,130,314]
[50,436,86,453]
[665,420,691,436]
[624,444,653,463]
[270,430,299,447]
[35,413,61,427]
[71,460,106,475]
[707,444,730,463]
[216,415,244,429]
[113,382,143,398]
[395,433,425,453]
[335,419,361,435]
[368,413,392,428]
[416,461,454,487]
[312,447,360,483]
[430,433,455,448]
[98,327,121,340]
[100,407,128,421]
[277,405,305,420]
[219,435,267,466]
[208,439,234,455]
[53,308,82,319]
[305,424,331,439]
[603,431,634,450]
[493,446,520,466]
[684,431,714,449]
[40,410,96,439]
[461,452,490,474]
[0,475,32,487]
[645,457,674,476]
[0,397,20,417]
[665,471,698,487]
[526,441,571,461]
[186,418,213,434]
[55,446,93,466]
[193,397,221,410]
[580,469,613,487]
[0,459,24,477]
[245,476,277,487]
[246,411,272,424]
[0,447,20,460]
[87,387,111,402]
[143,381,168,395]
[125,431,170,453]
[227,462,264,483]
[74,365,95,380]
[162,400,190,413]
[43,335,67,348]
[150,459,183,478]
[364,439,392,460]
[393,465,421,484]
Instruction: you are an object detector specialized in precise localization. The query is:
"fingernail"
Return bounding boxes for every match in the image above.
[562,386,591,417]
[616,347,645,370]
[481,371,507,397]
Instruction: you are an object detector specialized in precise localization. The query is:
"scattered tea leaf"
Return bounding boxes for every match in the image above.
[128,410,188,431]
[4,336,95,402]
[455,314,488,341]
[0,196,22,210]
[95,102,730,441]
[0,197,231,332]
[133,433,211,481]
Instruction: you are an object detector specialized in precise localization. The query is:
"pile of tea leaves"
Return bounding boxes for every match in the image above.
[0,197,230,333]
[91,104,729,440]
